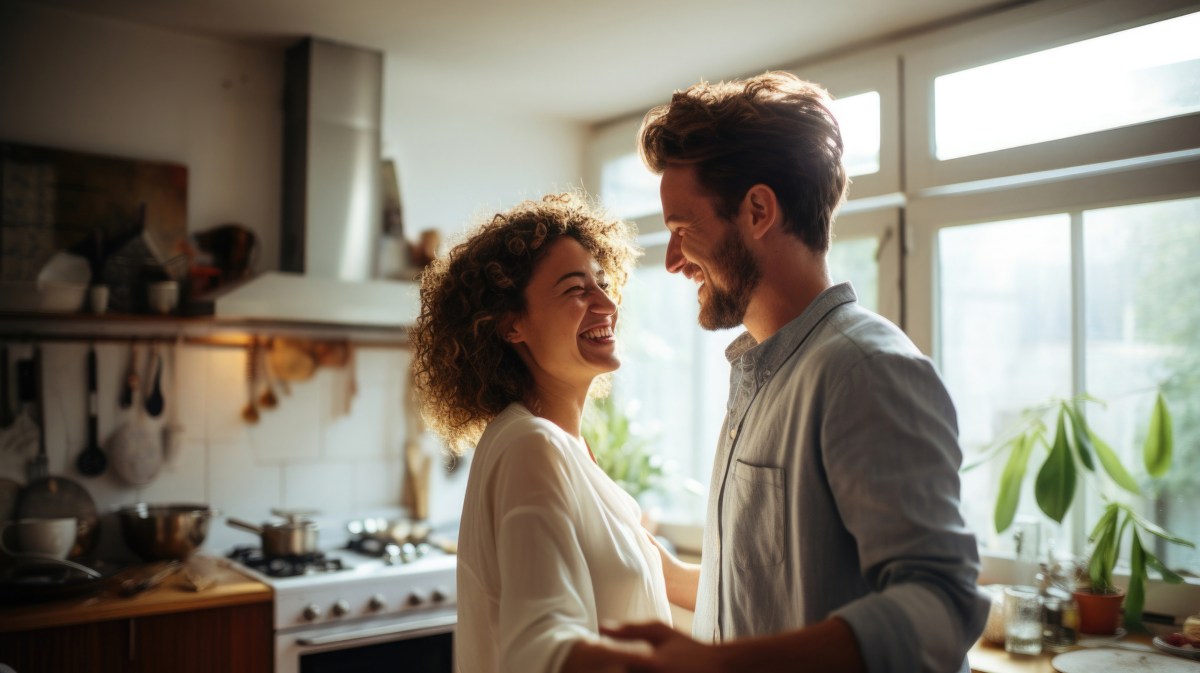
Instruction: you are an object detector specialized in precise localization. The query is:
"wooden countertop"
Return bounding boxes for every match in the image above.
[970,632,1163,673]
[0,556,271,632]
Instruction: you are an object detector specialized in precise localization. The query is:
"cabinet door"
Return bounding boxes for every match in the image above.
[0,618,130,673]
[131,602,273,673]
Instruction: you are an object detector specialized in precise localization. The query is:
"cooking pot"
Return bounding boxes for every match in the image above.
[117,503,218,561]
[346,516,431,546]
[227,509,319,557]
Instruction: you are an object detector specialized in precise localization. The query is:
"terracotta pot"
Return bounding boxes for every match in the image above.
[1073,588,1124,634]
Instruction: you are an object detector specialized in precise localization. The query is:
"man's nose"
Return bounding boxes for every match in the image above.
[665,231,685,274]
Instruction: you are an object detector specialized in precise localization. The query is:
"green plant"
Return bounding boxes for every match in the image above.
[967,390,1195,628]
[582,395,664,501]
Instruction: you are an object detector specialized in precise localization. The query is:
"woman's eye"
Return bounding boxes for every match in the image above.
[565,286,586,295]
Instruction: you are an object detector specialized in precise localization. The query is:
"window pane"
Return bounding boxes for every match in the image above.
[934,12,1200,160]
[600,153,661,219]
[828,236,879,312]
[829,91,881,177]
[938,214,1072,553]
[1084,196,1200,575]
[612,261,737,521]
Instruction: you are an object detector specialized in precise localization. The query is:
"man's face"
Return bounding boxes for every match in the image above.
[659,164,761,330]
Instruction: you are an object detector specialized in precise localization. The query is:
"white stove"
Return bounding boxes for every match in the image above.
[227,540,458,673]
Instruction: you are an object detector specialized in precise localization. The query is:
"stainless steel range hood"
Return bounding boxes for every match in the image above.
[216,37,418,328]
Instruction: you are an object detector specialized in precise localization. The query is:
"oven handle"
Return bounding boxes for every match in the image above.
[295,614,456,647]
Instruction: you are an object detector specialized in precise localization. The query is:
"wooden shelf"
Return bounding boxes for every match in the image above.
[0,311,410,348]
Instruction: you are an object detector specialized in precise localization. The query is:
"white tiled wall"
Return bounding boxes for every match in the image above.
[0,340,468,557]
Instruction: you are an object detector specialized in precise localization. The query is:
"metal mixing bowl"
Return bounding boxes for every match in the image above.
[117,503,219,561]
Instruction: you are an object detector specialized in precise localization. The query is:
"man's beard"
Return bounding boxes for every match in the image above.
[697,227,761,331]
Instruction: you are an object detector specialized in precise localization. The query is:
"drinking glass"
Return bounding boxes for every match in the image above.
[1004,585,1043,655]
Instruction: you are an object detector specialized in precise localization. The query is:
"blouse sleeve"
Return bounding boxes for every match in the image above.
[491,427,597,673]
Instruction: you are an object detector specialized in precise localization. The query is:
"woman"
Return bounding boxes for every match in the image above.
[412,192,671,673]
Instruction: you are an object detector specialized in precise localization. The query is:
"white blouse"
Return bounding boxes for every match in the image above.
[455,402,672,673]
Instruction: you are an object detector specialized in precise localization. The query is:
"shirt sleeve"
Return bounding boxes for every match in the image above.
[821,352,991,673]
[491,428,596,673]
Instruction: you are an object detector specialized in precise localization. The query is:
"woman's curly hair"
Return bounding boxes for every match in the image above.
[411,192,640,454]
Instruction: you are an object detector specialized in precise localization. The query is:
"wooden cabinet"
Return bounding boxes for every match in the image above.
[0,601,272,673]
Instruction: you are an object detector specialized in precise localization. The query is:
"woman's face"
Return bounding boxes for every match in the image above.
[508,237,620,390]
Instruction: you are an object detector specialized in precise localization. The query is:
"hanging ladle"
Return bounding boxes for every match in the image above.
[144,343,165,418]
[76,343,107,476]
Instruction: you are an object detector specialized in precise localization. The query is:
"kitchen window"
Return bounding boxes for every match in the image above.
[589,0,1200,613]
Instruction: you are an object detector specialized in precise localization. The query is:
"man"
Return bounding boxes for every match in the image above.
[605,71,990,673]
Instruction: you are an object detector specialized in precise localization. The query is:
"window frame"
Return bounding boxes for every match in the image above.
[904,0,1200,192]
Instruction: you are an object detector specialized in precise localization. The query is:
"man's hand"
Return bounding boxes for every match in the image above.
[559,638,663,673]
[601,622,725,673]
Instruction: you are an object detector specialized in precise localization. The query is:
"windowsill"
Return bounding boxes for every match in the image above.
[652,526,1200,624]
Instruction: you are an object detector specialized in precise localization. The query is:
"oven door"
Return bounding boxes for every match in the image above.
[277,608,455,673]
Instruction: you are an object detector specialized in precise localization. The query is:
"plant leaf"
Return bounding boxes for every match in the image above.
[1143,392,1174,478]
[994,433,1034,534]
[1035,409,1076,523]
[1143,549,1185,583]
[1127,508,1196,548]
[1064,403,1095,471]
[1090,430,1140,495]
[1088,514,1117,592]
[1124,531,1147,632]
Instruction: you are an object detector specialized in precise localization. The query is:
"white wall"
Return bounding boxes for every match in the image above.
[382,58,588,245]
[0,2,585,557]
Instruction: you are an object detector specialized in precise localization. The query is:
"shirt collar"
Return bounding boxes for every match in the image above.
[725,282,859,375]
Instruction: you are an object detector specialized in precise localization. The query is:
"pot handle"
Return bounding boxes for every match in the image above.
[226,517,264,535]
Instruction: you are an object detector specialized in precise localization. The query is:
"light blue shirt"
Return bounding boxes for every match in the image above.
[692,283,990,673]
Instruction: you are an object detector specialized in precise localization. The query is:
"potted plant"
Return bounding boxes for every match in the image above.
[583,394,665,503]
[968,390,1195,632]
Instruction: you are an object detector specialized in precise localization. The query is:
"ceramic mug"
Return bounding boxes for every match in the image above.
[147,280,179,315]
[0,517,77,559]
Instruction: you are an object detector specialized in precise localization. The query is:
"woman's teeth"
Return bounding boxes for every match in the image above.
[581,327,613,341]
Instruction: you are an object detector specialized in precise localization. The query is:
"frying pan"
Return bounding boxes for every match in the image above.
[14,477,101,559]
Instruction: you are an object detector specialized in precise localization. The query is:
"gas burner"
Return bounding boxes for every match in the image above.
[344,536,431,565]
[227,545,347,578]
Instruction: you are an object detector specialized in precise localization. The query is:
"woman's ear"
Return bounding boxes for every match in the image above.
[499,314,525,344]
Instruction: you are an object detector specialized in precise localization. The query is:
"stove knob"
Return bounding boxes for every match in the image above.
[431,587,448,603]
[302,604,323,621]
[406,591,427,607]
[332,600,350,617]
[369,594,387,611]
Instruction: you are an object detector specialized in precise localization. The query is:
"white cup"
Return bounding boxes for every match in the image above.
[89,284,110,314]
[147,280,179,314]
[0,517,77,559]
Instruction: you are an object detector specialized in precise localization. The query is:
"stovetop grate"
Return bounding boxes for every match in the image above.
[226,546,347,578]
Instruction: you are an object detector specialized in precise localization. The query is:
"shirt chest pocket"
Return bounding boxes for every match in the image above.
[729,460,786,569]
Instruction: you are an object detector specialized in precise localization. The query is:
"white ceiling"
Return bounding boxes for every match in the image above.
[32,0,1021,122]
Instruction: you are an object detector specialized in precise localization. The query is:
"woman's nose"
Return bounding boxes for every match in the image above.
[590,288,617,314]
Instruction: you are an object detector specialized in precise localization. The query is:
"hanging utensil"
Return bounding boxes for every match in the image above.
[240,340,259,424]
[75,343,107,476]
[118,340,137,409]
[107,345,162,486]
[144,343,165,417]
[16,476,101,558]
[0,344,13,429]
[256,339,278,410]
[162,333,185,465]
[26,345,48,483]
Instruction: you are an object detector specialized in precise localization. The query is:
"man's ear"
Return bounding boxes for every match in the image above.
[742,184,780,241]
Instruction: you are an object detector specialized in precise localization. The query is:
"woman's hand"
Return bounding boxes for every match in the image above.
[559,638,660,673]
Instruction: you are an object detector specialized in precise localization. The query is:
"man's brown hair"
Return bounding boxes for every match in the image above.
[639,71,847,252]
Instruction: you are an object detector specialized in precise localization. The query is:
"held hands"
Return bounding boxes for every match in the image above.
[600,622,725,673]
